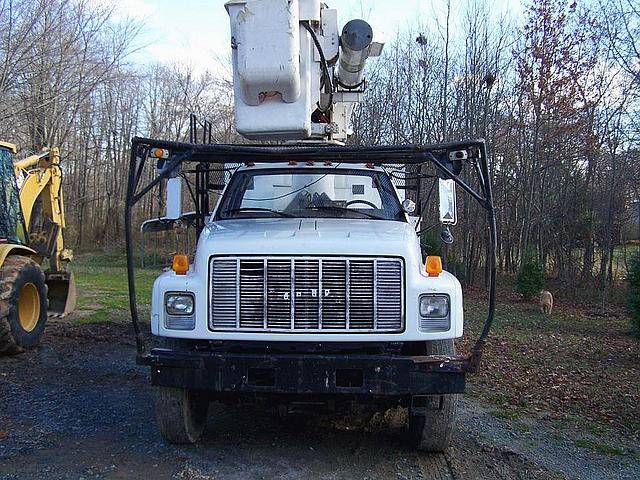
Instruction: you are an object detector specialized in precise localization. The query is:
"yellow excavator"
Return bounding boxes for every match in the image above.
[0,141,75,355]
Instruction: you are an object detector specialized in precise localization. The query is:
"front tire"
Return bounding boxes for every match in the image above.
[0,255,48,355]
[407,339,459,452]
[155,386,209,444]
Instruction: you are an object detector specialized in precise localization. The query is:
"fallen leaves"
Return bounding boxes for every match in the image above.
[459,290,640,440]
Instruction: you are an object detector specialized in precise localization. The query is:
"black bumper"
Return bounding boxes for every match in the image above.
[138,348,468,396]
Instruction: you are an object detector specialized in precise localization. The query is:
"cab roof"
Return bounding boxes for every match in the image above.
[0,141,17,153]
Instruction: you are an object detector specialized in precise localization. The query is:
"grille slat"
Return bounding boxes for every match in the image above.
[210,260,237,328]
[210,257,403,332]
[349,261,374,329]
[266,260,292,329]
[239,260,264,328]
[294,260,320,329]
[377,260,404,329]
[322,260,347,329]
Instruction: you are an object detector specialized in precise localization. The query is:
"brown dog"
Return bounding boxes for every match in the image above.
[540,290,553,315]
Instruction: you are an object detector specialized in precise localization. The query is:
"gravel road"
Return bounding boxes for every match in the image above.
[0,321,638,479]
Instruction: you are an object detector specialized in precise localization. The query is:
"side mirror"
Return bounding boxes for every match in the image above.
[440,226,454,245]
[402,198,416,214]
[166,176,182,220]
[438,178,457,225]
[156,152,182,220]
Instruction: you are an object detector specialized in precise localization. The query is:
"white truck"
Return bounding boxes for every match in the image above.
[125,0,496,453]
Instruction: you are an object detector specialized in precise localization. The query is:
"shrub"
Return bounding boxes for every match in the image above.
[517,251,544,300]
[420,228,442,257]
[626,253,640,339]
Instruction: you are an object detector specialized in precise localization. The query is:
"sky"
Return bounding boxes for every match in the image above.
[115,0,523,74]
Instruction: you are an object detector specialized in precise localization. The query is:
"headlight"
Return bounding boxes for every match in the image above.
[165,293,194,315]
[418,294,450,332]
[419,295,449,317]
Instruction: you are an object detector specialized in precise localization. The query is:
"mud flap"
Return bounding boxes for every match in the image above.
[46,271,76,316]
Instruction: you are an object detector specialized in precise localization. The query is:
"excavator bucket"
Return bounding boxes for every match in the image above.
[46,271,77,316]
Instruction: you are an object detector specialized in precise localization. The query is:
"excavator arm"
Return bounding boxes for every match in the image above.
[11,147,75,316]
[14,147,73,273]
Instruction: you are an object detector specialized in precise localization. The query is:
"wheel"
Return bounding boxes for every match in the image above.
[0,255,48,355]
[407,339,459,452]
[155,386,209,444]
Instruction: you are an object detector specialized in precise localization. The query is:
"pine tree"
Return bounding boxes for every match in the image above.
[627,253,640,339]
[517,252,545,300]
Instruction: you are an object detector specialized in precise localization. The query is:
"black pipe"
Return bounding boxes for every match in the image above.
[132,151,193,205]
[469,142,497,371]
[128,136,486,161]
[126,142,146,354]
[422,152,488,208]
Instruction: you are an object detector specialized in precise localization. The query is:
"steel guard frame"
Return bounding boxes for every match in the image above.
[125,138,497,374]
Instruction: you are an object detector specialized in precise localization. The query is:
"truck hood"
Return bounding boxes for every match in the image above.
[196,218,419,258]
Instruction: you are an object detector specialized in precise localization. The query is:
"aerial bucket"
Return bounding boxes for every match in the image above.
[46,271,77,316]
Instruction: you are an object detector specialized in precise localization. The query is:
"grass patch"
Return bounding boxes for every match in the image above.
[490,408,521,420]
[71,256,160,324]
[575,439,625,456]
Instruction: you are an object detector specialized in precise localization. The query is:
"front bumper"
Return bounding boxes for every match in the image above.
[138,349,470,396]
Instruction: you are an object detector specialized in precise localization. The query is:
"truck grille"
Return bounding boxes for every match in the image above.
[209,257,404,332]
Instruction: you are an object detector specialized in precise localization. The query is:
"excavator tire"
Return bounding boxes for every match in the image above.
[0,255,48,355]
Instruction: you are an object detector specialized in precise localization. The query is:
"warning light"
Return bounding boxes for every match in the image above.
[149,148,169,159]
[172,254,189,275]
[425,256,443,277]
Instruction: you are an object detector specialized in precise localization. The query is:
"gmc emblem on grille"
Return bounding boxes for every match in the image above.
[312,289,331,297]
[293,289,332,298]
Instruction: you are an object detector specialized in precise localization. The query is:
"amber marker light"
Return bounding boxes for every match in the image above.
[426,256,443,277]
[172,254,189,275]
[153,148,165,158]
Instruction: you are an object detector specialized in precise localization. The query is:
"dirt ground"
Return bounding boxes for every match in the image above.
[1,321,639,480]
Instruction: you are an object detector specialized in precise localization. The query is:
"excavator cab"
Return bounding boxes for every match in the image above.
[0,142,27,244]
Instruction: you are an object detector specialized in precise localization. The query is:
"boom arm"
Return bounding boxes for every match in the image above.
[226,0,383,142]
[14,148,71,273]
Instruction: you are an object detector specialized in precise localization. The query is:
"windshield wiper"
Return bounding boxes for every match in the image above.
[303,205,384,220]
[222,207,294,218]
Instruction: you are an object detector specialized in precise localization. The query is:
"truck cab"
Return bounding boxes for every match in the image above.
[151,163,462,343]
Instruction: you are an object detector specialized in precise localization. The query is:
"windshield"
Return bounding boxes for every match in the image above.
[215,167,405,221]
[0,147,26,244]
